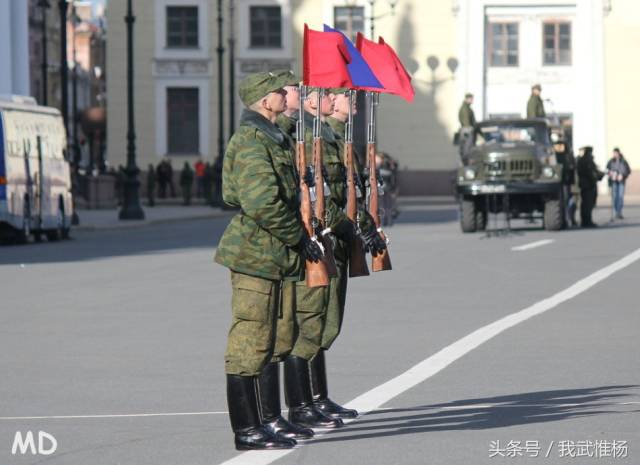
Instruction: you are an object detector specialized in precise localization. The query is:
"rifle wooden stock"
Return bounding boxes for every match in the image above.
[297,140,329,288]
[313,138,338,277]
[345,142,370,278]
[367,142,392,272]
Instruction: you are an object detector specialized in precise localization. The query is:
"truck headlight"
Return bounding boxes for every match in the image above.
[464,168,476,180]
[542,166,555,178]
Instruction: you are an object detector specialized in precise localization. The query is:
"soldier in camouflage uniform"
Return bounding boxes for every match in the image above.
[278,87,386,426]
[527,84,546,118]
[214,71,324,450]
[458,93,477,160]
[318,88,386,417]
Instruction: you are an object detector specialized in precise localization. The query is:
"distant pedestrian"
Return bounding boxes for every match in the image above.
[576,146,604,228]
[552,134,577,226]
[195,159,206,198]
[180,162,194,206]
[156,161,168,198]
[146,163,156,207]
[526,84,546,118]
[458,93,477,160]
[606,147,631,220]
[203,162,214,206]
[167,159,176,198]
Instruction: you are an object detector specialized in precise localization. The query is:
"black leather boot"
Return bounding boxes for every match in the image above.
[310,350,358,419]
[258,362,314,440]
[284,355,343,429]
[226,374,296,450]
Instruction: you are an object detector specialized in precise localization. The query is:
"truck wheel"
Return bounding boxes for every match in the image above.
[544,198,563,231]
[460,198,477,233]
[476,210,487,231]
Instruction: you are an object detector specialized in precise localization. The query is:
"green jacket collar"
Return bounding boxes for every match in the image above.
[240,109,286,146]
[326,117,346,140]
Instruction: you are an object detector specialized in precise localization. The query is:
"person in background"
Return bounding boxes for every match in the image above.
[180,162,194,206]
[552,134,577,226]
[156,160,168,198]
[457,93,477,160]
[526,84,545,118]
[167,159,176,198]
[606,147,631,220]
[194,159,206,198]
[576,146,604,228]
[146,163,156,207]
[203,162,214,206]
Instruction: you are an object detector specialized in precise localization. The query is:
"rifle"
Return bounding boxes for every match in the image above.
[366,91,392,272]
[312,89,338,277]
[344,90,370,278]
[297,85,330,287]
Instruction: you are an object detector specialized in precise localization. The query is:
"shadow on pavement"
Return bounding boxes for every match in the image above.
[0,216,230,265]
[311,385,639,444]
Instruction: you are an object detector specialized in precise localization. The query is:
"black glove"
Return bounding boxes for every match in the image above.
[303,166,315,187]
[299,233,324,262]
[321,165,329,182]
[360,226,387,255]
[333,219,357,243]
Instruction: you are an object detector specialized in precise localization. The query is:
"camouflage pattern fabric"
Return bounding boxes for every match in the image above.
[289,279,329,359]
[321,263,349,349]
[215,109,304,281]
[326,116,375,235]
[225,272,280,375]
[272,280,297,361]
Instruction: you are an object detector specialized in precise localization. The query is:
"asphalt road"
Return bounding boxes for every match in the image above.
[1,200,638,465]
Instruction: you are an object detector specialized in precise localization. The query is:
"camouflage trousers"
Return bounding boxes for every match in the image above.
[321,263,348,349]
[225,271,296,376]
[282,262,349,360]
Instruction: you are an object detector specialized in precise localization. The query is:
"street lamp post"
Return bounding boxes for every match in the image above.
[38,0,51,106]
[58,0,69,135]
[228,0,236,136]
[213,0,225,207]
[367,0,398,40]
[119,0,144,220]
[71,4,80,175]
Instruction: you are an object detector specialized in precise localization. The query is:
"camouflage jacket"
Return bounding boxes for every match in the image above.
[215,110,304,281]
[287,111,351,264]
[325,116,375,235]
[526,95,545,118]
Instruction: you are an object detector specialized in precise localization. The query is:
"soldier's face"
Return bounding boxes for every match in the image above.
[265,89,287,113]
[333,93,356,118]
[320,93,335,116]
[283,85,299,111]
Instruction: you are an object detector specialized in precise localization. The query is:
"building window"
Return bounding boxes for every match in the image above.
[166,6,198,48]
[488,22,518,67]
[249,6,282,48]
[543,21,571,65]
[167,88,199,154]
[334,6,365,42]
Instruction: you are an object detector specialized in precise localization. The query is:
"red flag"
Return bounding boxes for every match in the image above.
[303,24,352,88]
[356,33,414,102]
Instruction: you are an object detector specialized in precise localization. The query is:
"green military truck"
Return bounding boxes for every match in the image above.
[456,118,565,232]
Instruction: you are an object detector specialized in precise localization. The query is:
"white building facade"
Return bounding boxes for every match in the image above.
[456,0,608,168]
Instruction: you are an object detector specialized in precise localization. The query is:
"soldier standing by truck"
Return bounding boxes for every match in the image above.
[214,71,324,450]
[458,93,477,160]
[527,84,546,118]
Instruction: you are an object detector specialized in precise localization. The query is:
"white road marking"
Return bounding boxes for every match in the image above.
[511,239,555,251]
[218,246,640,465]
[0,411,227,421]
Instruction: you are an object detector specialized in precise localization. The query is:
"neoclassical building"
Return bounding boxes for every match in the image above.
[106,0,640,194]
